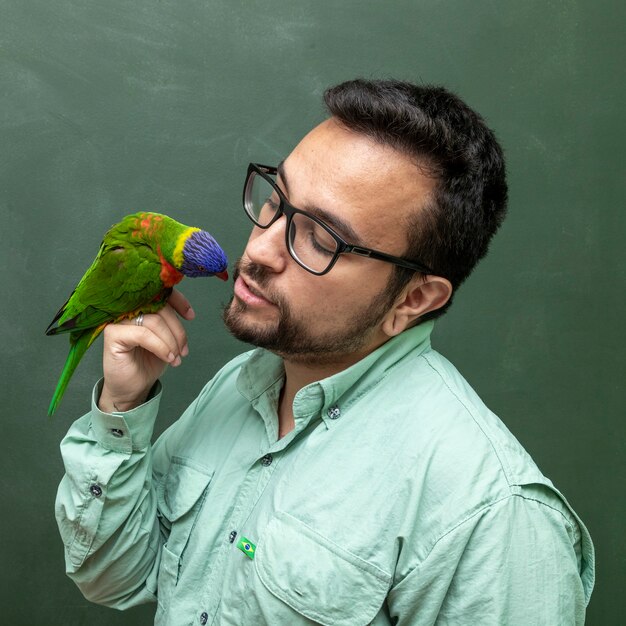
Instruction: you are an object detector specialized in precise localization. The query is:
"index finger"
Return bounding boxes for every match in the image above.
[168,288,195,320]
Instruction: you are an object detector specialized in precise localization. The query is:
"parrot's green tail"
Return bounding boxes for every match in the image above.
[48,326,105,417]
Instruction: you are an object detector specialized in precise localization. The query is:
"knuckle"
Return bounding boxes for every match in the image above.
[104,322,123,338]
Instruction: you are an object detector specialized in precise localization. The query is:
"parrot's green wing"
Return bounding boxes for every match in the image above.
[46,234,167,336]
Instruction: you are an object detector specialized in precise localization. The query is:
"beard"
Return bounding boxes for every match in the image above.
[222,259,402,365]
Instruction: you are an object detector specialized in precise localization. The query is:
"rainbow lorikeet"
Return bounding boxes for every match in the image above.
[46,211,228,416]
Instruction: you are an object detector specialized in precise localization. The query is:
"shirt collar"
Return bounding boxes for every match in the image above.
[237,320,434,429]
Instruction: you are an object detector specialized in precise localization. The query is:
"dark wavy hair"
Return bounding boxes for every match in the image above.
[324,79,508,320]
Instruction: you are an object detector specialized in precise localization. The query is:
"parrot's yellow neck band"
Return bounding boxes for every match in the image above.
[173,227,200,268]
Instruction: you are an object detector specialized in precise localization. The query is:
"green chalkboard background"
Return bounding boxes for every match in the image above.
[1,1,623,624]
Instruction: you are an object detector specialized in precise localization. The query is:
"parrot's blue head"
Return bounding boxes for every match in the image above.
[181,230,228,280]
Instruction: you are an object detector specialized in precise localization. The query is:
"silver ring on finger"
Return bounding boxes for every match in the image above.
[134,313,144,327]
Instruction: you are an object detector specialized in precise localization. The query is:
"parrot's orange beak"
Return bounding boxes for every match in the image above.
[216,270,229,281]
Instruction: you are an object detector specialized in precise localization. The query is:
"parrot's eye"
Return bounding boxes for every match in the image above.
[197,265,206,272]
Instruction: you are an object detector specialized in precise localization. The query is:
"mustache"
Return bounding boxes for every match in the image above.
[233,258,283,306]
[234,258,271,286]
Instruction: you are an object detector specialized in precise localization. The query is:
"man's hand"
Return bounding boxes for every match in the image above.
[98,289,195,413]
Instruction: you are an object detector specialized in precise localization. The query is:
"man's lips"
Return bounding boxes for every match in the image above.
[234,275,275,307]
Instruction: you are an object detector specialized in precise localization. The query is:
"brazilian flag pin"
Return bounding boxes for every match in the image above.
[236,536,256,560]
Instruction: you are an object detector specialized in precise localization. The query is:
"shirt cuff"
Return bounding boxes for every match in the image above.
[90,378,162,453]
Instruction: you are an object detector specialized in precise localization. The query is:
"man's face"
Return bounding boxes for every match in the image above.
[223,118,435,366]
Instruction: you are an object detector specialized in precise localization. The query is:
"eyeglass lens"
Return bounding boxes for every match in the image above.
[245,171,279,226]
[245,171,340,273]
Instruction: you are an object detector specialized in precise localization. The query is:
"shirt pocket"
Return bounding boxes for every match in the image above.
[156,456,213,610]
[255,510,392,626]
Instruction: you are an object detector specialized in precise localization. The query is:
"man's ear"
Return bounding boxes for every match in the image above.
[381,275,453,337]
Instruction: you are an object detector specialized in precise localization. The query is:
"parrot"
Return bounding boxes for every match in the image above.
[45,211,228,416]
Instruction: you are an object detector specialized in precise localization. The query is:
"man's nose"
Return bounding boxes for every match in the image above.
[244,216,289,273]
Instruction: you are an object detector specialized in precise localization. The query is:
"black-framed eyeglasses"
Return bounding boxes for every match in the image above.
[242,163,434,276]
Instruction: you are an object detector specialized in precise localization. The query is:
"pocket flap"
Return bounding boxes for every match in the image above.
[157,456,213,522]
[256,510,391,626]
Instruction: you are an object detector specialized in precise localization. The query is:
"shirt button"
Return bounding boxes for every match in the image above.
[89,484,103,497]
[228,530,238,543]
[199,611,208,625]
[327,405,341,419]
[260,453,273,466]
[110,428,124,438]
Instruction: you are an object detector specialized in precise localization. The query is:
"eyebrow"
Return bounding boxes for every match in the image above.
[276,160,365,245]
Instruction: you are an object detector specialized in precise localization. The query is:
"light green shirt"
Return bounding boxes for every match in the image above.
[56,321,594,625]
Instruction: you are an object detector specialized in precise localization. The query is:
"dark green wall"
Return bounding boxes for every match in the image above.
[1,1,623,624]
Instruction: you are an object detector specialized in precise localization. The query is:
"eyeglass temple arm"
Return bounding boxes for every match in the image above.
[345,245,433,275]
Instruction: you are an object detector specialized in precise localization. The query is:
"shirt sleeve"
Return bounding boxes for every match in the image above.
[387,488,593,626]
[55,379,166,609]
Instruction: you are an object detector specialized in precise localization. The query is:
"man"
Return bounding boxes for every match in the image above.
[56,79,594,625]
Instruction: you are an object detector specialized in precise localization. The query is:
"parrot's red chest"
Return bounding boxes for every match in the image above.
[158,249,184,287]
